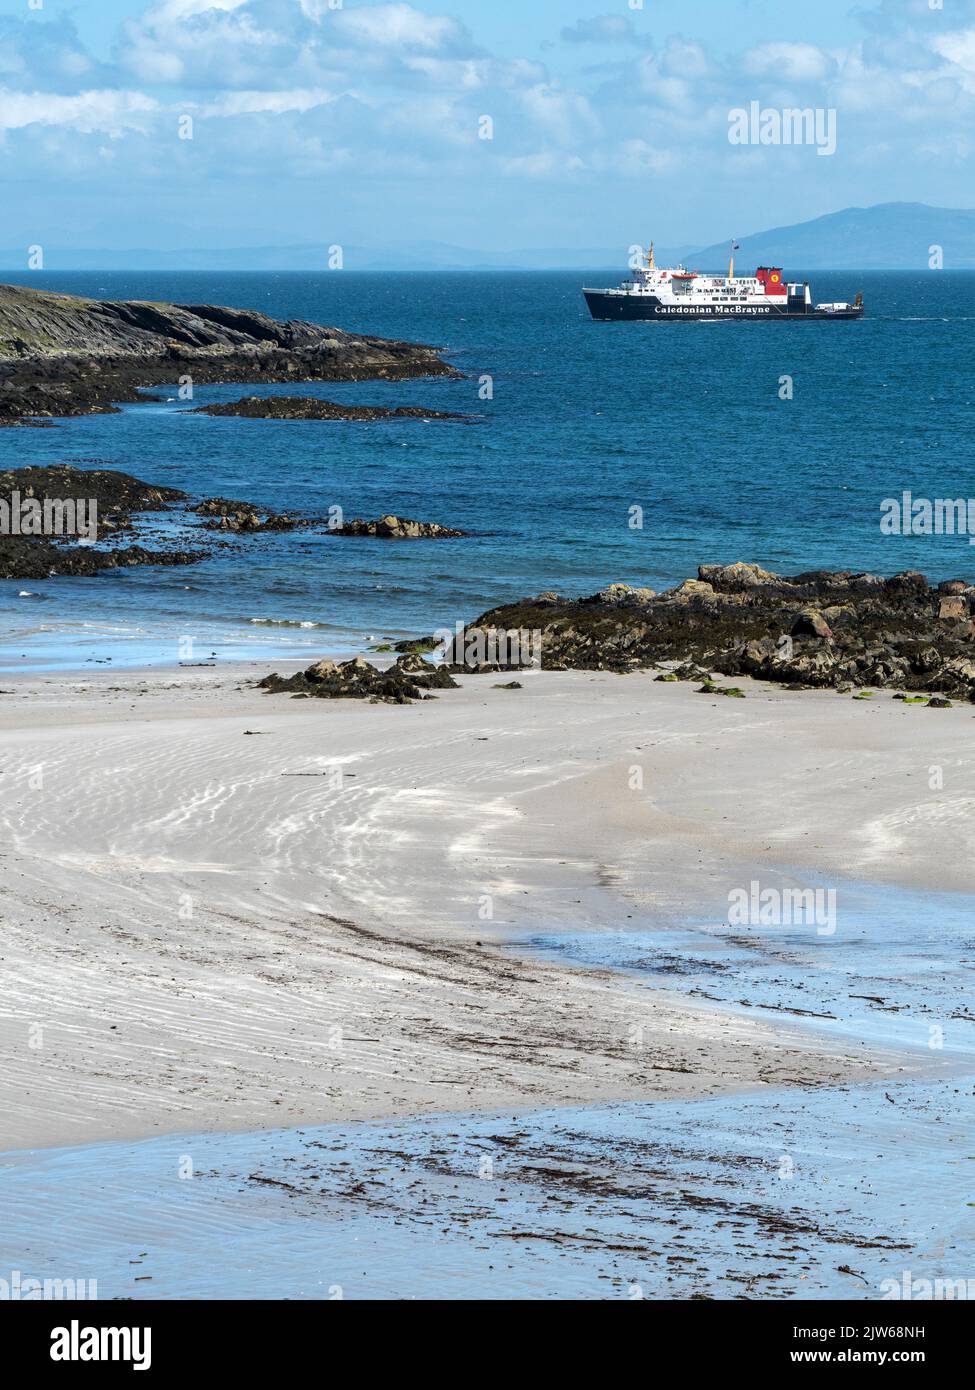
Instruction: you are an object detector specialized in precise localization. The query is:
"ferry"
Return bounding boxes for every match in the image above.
[584,243,864,321]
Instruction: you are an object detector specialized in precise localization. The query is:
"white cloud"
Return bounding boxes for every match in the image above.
[517,84,599,146]
[660,40,712,81]
[743,42,835,83]
[930,26,975,72]
[200,87,334,117]
[116,0,292,86]
[138,0,250,20]
[0,88,158,135]
[330,3,470,53]
[114,0,480,89]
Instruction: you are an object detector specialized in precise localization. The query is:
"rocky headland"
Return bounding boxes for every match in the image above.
[0,283,458,424]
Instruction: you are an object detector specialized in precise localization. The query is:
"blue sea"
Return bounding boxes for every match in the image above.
[2,268,974,670]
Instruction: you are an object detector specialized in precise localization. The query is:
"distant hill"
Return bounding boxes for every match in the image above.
[0,205,971,271]
[0,241,688,273]
[689,204,975,271]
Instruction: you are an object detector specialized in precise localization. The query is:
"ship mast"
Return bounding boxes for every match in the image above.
[647,241,654,270]
[728,239,740,280]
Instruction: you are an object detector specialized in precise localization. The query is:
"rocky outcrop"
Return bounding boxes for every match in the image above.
[191,498,311,533]
[0,536,200,580]
[447,562,975,702]
[193,395,467,422]
[0,464,185,512]
[0,464,197,576]
[258,653,458,704]
[592,582,658,609]
[190,501,464,537]
[0,283,459,423]
[335,514,467,539]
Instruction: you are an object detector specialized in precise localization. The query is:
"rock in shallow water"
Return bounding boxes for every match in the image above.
[0,536,201,581]
[192,395,468,422]
[192,498,312,533]
[335,514,467,539]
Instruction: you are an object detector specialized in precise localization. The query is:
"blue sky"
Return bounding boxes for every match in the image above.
[46,0,869,63]
[0,0,973,253]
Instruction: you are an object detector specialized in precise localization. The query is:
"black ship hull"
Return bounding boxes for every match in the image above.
[584,291,864,322]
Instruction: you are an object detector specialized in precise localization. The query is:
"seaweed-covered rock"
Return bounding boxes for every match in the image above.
[258,654,458,704]
[192,395,467,422]
[0,535,201,580]
[192,497,315,533]
[393,636,441,654]
[1,464,185,512]
[335,515,467,539]
[447,562,975,701]
[0,463,200,574]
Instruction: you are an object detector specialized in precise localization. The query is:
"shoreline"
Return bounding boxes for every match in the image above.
[2,663,972,1152]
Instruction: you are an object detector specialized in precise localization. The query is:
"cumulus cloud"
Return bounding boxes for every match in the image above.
[930,26,975,72]
[329,3,473,53]
[116,0,286,85]
[113,0,482,89]
[0,89,157,136]
[200,87,333,118]
[2,0,975,246]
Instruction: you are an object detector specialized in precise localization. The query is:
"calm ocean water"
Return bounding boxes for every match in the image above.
[2,268,974,669]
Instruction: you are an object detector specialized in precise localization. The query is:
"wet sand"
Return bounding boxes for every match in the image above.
[2,662,971,1151]
[3,1073,971,1300]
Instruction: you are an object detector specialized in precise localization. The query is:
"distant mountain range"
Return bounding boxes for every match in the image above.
[1,204,972,272]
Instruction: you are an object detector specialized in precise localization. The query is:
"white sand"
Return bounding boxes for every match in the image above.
[1,663,969,1151]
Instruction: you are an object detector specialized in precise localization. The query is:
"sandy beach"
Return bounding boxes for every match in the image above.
[2,662,969,1153]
